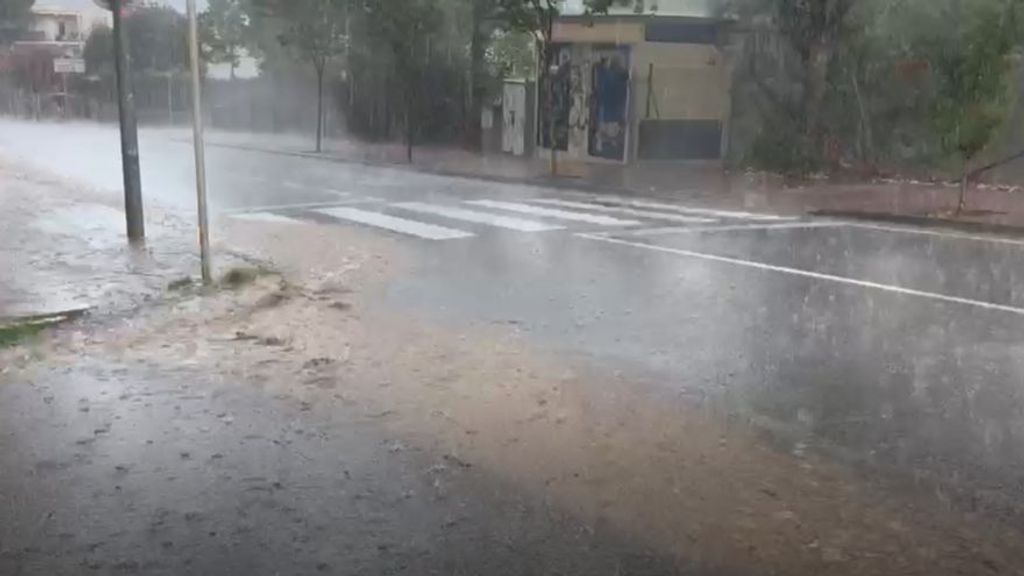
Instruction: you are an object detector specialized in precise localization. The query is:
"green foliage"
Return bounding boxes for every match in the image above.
[494,0,619,39]
[729,0,1024,176]
[83,5,188,74]
[926,0,1022,165]
[0,0,34,45]
[200,0,252,75]
[128,4,189,72]
[487,29,535,78]
[0,322,43,349]
[83,23,114,76]
[727,0,858,171]
[251,0,348,73]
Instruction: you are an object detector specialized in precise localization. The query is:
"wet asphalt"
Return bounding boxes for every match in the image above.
[0,357,683,575]
[3,121,1024,567]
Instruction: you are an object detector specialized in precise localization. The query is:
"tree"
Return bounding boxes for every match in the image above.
[926,0,1022,213]
[0,0,33,45]
[724,0,860,171]
[83,7,187,76]
[201,0,251,80]
[253,0,349,152]
[84,23,114,77]
[125,4,189,73]
[487,29,534,79]
[362,0,442,162]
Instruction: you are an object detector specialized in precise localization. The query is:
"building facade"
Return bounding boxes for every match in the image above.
[537,0,732,165]
[12,7,84,56]
[2,7,86,115]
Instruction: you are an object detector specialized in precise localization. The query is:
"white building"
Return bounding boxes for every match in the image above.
[12,7,85,59]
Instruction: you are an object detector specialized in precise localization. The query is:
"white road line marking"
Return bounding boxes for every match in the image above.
[392,202,564,232]
[842,221,1024,247]
[314,207,474,240]
[219,199,382,214]
[576,233,1024,316]
[466,200,640,226]
[530,198,716,224]
[228,212,304,224]
[619,221,845,236]
[279,181,350,197]
[571,195,792,221]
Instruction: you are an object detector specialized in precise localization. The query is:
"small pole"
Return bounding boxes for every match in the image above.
[187,0,212,284]
[111,0,145,244]
[61,71,69,119]
[167,71,174,125]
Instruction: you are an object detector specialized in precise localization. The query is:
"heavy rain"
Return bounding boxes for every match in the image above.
[3,0,1024,574]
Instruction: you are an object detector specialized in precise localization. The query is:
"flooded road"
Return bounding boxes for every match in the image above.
[3,120,1024,574]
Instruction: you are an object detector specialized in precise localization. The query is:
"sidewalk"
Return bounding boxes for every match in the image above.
[0,159,202,323]
[197,129,1024,232]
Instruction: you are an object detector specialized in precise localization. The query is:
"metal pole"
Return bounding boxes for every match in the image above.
[187,0,212,284]
[167,72,174,125]
[111,0,145,244]
[62,72,69,119]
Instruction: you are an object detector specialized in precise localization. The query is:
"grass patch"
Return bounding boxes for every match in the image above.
[220,266,265,289]
[167,277,194,291]
[0,322,45,348]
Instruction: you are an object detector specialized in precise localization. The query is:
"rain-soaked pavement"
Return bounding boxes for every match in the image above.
[3,120,1024,574]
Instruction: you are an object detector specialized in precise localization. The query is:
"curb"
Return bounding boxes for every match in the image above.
[181,138,668,197]
[812,210,1024,238]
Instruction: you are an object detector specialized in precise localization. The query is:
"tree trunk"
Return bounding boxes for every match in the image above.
[803,41,832,159]
[547,77,557,175]
[465,0,485,150]
[405,90,414,163]
[850,70,872,166]
[957,169,968,215]
[315,63,324,153]
[538,38,557,176]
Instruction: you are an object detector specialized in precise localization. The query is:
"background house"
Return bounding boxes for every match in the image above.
[531,0,732,166]
[4,6,86,115]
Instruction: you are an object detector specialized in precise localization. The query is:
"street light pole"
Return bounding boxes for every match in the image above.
[187,0,212,284]
[110,0,145,244]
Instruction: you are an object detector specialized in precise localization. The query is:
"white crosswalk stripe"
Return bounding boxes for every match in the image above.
[570,195,793,221]
[466,200,641,226]
[615,220,843,237]
[529,198,716,224]
[280,181,349,197]
[392,202,564,232]
[228,212,305,224]
[314,207,474,240]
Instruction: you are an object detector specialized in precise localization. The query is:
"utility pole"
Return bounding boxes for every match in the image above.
[109,0,145,243]
[187,0,212,284]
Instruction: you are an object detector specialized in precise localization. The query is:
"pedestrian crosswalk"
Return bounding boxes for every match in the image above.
[465,200,641,226]
[529,198,716,224]
[392,202,564,232]
[314,206,475,240]
[227,194,799,242]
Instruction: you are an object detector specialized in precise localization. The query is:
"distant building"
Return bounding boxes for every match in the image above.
[4,6,86,112]
[530,0,732,165]
[13,7,85,57]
